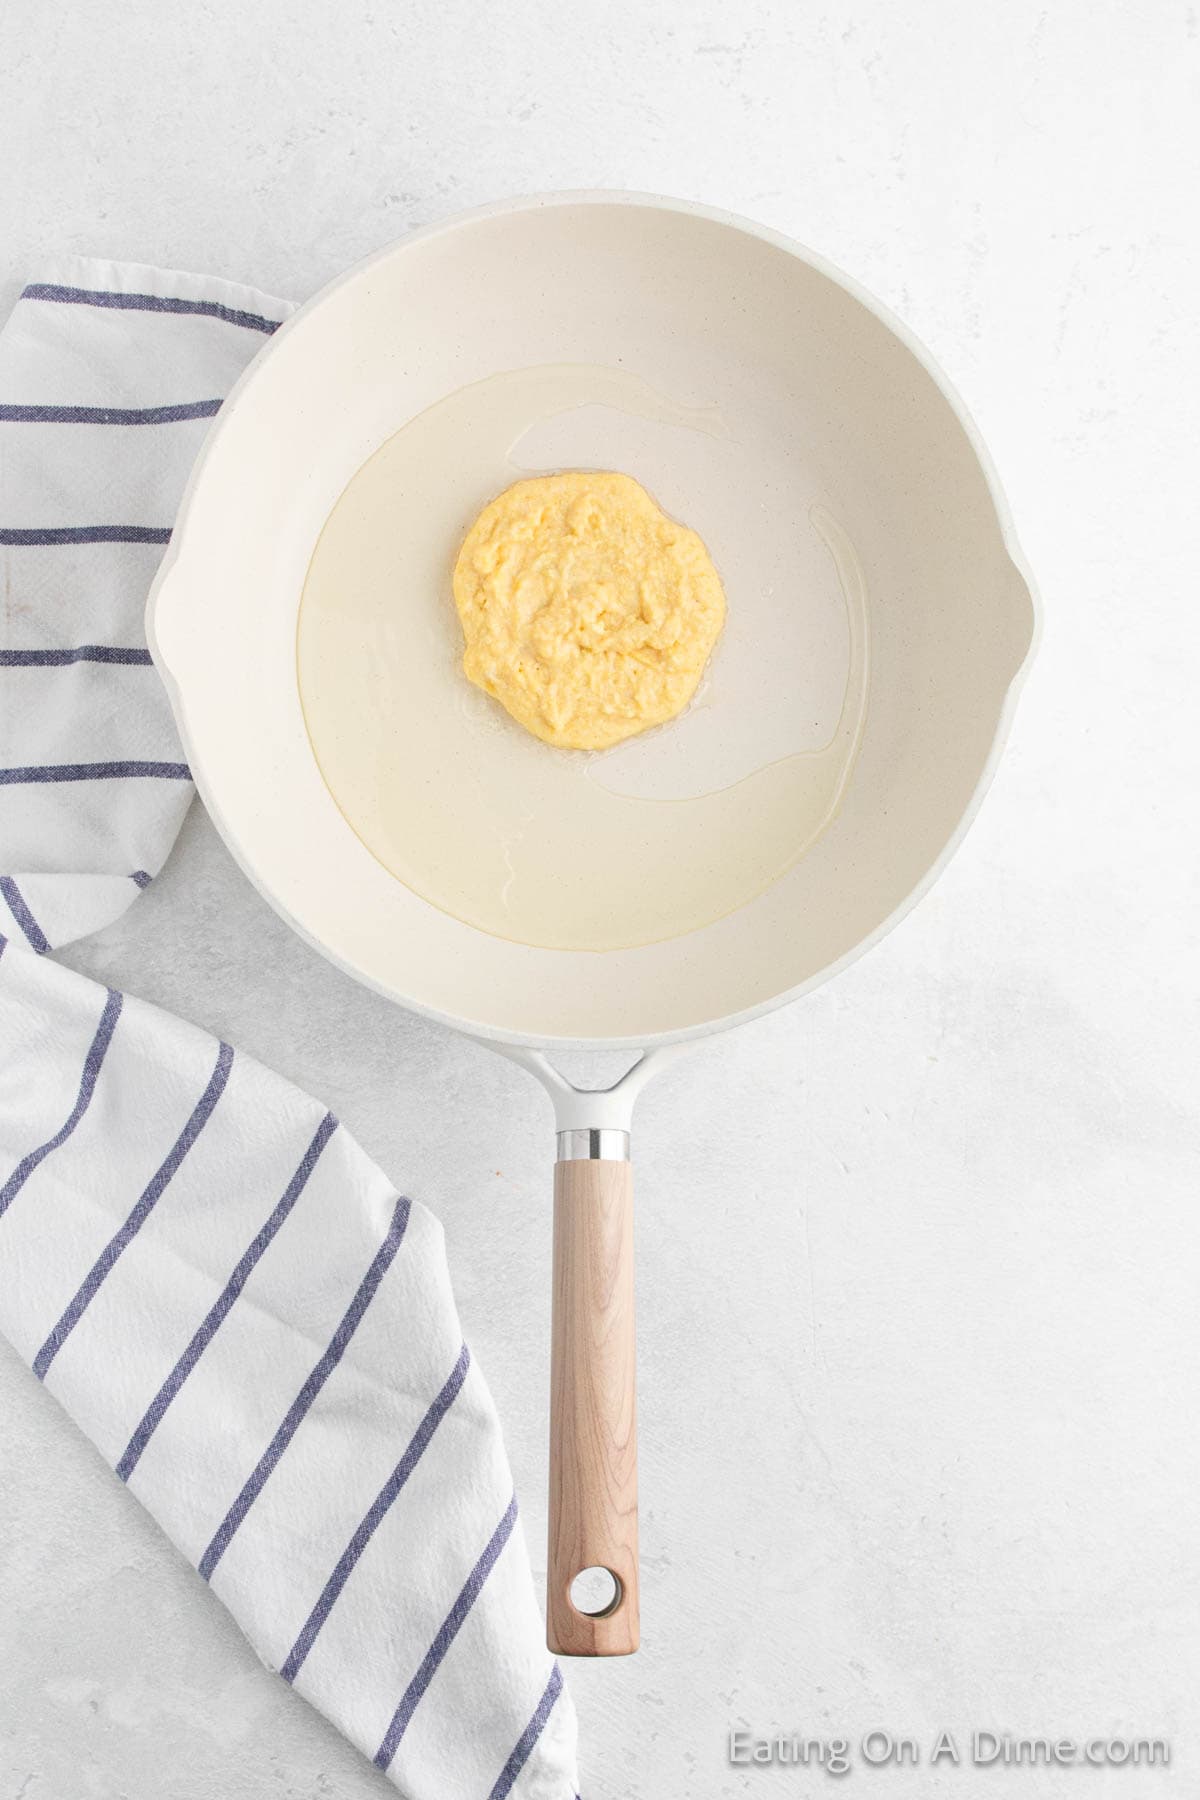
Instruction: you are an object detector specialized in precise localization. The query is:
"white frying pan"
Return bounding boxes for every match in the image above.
[146,192,1039,1658]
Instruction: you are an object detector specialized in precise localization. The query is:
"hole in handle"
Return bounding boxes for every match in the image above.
[569,1566,623,1618]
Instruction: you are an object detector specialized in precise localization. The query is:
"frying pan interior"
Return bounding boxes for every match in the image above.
[149,195,1036,1047]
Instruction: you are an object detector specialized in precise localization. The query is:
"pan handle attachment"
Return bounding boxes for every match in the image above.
[548,1130,638,1656]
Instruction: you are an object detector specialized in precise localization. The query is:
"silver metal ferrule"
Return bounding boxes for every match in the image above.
[556,1128,631,1162]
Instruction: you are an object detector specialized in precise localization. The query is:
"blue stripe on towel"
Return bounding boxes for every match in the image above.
[0,645,155,666]
[374,1493,521,1770]
[0,876,49,953]
[130,869,153,888]
[32,1042,234,1379]
[487,1665,565,1800]
[281,1341,473,1683]
[0,526,172,545]
[198,1195,413,1581]
[0,989,123,1218]
[0,400,222,425]
[22,283,282,336]
[117,1112,338,1482]
[0,761,190,784]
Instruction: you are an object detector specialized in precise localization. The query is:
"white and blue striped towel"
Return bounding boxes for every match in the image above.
[0,261,577,1800]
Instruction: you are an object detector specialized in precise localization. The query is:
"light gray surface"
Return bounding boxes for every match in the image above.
[2,2,1198,1796]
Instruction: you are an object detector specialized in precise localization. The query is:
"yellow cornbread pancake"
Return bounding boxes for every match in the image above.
[451,470,726,750]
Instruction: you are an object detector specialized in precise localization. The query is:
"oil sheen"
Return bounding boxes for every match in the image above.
[297,364,869,952]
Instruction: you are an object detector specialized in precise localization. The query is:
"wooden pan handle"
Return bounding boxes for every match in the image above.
[547,1155,639,1655]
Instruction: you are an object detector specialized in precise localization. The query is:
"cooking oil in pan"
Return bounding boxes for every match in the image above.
[297,364,869,951]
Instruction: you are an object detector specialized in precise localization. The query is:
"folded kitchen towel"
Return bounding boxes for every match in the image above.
[0,262,577,1800]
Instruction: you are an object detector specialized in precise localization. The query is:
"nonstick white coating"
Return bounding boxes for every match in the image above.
[147,193,1038,1048]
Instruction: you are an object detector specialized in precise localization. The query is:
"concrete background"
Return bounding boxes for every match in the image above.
[1,1,1198,1795]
